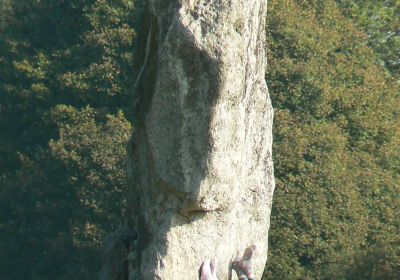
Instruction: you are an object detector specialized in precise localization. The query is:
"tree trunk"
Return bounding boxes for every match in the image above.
[100,0,274,279]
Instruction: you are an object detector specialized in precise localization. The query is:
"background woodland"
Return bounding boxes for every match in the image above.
[0,0,399,279]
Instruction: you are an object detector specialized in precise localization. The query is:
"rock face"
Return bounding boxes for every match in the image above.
[102,0,275,279]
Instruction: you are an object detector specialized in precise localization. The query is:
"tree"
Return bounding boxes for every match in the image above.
[336,0,400,79]
[264,0,400,279]
[0,0,137,278]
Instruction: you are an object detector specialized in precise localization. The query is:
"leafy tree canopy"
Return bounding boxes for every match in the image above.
[264,0,400,279]
[0,0,137,278]
[337,0,400,79]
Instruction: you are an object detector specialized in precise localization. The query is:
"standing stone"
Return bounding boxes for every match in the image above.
[101,0,274,279]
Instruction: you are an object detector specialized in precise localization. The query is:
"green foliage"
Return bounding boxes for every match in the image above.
[48,105,131,229]
[264,0,400,279]
[0,0,137,278]
[336,0,400,79]
[0,107,131,279]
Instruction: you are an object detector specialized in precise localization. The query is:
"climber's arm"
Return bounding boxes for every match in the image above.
[232,245,257,280]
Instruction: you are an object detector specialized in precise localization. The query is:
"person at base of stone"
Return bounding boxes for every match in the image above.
[200,245,257,280]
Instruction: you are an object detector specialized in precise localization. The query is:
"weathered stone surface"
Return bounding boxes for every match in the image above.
[101,0,274,279]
